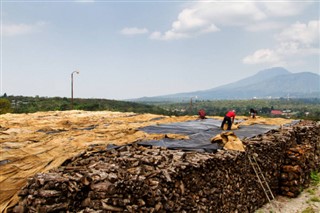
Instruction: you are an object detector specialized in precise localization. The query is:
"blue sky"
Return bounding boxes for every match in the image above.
[1,0,319,100]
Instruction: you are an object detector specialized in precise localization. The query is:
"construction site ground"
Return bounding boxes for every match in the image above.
[0,110,297,212]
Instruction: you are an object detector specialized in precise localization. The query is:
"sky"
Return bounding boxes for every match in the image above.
[1,0,319,100]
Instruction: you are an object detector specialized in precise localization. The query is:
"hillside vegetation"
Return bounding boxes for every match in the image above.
[152,98,320,120]
[2,95,168,115]
[0,95,319,120]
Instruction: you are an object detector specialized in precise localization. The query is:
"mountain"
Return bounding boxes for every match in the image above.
[132,67,320,102]
[212,67,291,91]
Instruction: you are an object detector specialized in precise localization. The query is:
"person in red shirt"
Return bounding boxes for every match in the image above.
[221,110,236,130]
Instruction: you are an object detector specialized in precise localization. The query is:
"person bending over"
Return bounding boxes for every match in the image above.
[221,110,236,130]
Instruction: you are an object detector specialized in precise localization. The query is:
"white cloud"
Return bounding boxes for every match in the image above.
[149,30,190,41]
[243,49,282,65]
[120,27,148,36]
[151,2,263,40]
[276,20,320,45]
[149,1,313,41]
[150,7,220,41]
[243,20,320,66]
[262,1,312,17]
[2,21,46,37]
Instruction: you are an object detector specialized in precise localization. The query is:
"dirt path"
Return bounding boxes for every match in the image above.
[256,184,320,213]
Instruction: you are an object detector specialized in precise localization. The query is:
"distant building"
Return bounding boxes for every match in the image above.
[271,110,283,115]
[282,109,292,118]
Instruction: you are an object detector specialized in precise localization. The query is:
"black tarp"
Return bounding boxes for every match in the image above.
[107,119,299,153]
[137,119,291,152]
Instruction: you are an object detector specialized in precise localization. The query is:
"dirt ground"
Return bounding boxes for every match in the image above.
[256,184,320,213]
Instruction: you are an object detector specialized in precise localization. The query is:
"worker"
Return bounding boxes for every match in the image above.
[221,110,236,130]
[198,109,207,119]
[249,108,257,118]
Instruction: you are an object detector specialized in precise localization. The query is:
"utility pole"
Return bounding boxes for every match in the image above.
[190,97,193,113]
[71,70,79,110]
[189,96,197,114]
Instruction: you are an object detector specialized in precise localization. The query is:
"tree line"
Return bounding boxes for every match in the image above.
[153,98,320,120]
[0,95,169,115]
[0,95,319,120]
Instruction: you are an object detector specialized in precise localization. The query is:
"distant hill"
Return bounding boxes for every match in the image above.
[132,67,320,102]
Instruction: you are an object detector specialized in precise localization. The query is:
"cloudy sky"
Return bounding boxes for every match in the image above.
[1,0,319,100]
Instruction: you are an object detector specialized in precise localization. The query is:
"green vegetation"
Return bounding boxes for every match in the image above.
[309,197,320,202]
[1,95,319,121]
[1,95,169,115]
[0,98,12,114]
[310,171,320,186]
[307,189,316,195]
[153,98,320,120]
[301,207,316,213]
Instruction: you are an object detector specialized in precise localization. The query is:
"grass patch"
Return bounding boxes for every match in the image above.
[309,196,320,202]
[307,189,316,195]
[310,171,320,186]
[301,206,316,213]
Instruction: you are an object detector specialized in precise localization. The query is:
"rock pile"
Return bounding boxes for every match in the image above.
[11,121,320,213]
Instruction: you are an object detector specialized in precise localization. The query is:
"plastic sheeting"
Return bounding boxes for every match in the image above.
[138,119,286,152]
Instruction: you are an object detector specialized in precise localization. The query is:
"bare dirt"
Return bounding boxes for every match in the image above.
[256,183,320,213]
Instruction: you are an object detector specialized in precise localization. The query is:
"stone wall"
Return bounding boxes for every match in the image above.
[11,121,320,213]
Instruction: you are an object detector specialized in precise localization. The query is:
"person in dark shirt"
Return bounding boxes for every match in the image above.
[221,110,236,130]
[250,108,257,118]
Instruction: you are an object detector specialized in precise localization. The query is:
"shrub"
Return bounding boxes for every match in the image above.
[0,98,12,114]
